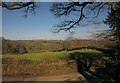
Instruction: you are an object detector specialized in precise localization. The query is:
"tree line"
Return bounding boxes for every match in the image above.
[2,37,116,54]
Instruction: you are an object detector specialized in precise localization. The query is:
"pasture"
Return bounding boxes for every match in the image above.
[2,49,106,77]
[2,49,103,60]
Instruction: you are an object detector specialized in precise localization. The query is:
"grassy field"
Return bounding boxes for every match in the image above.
[2,49,105,77]
[2,49,103,60]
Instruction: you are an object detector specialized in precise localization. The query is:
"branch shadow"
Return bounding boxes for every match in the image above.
[68,52,115,82]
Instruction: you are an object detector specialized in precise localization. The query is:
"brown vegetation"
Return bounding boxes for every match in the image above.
[2,37,116,54]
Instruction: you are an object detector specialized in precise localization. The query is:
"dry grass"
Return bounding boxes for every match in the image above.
[2,49,104,77]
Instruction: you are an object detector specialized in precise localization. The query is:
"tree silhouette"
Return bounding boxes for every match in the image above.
[105,2,120,60]
[50,2,114,33]
[0,2,37,17]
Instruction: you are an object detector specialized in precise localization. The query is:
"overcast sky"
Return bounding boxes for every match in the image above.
[2,2,109,40]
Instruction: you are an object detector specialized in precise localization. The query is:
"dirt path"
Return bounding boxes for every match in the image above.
[2,73,87,81]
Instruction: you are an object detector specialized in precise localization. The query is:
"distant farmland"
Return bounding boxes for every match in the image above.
[2,37,115,54]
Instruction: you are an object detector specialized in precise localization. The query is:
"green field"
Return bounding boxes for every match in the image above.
[3,49,103,60]
[2,49,106,77]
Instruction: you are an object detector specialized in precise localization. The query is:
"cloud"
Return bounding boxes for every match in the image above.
[87,28,108,33]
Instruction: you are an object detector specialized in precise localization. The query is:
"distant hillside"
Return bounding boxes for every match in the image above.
[0,37,2,54]
[2,37,116,54]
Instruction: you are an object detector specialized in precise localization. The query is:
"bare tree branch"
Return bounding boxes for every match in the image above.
[0,2,37,17]
[50,2,111,33]
[1,2,35,10]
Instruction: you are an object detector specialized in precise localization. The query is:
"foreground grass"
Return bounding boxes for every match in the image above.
[2,49,105,77]
[2,49,103,60]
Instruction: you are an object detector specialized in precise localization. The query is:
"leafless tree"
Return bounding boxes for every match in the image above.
[50,2,114,33]
[0,1,37,17]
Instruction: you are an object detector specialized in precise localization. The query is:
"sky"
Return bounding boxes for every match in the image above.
[0,6,2,37]
[2,2,109,40]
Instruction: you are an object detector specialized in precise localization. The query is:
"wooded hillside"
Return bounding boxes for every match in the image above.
[1,37,116,54]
